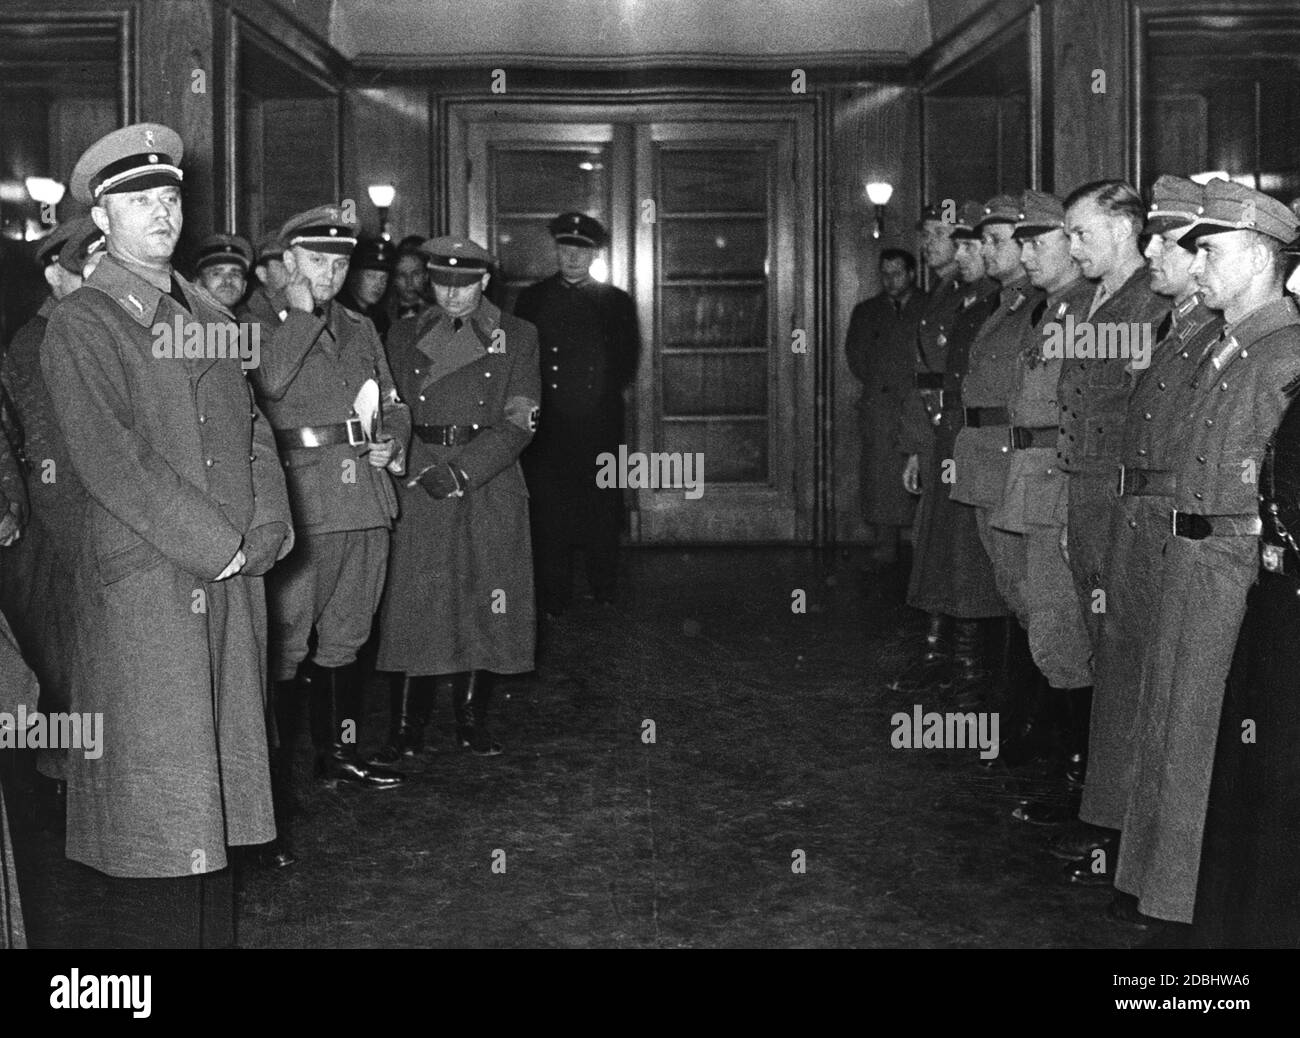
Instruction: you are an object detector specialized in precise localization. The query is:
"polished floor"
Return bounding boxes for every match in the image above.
[11,548,1142,948]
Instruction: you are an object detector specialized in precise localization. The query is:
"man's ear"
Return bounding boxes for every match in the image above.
[480,272,492,292]
[254,263,268,282]
[282,249,298,277]
[90,204,111,237]
[43,263,62,292]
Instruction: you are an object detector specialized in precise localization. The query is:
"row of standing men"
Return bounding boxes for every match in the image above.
[0,121,638,947]
[864,175,1300,946]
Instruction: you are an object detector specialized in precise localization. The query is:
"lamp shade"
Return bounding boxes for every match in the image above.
[866,181,894,206]
[25,177,66,206]
[367,184,396,208]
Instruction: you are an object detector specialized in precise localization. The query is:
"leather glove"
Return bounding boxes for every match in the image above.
[409,462,469,499]
[240,522,291,576]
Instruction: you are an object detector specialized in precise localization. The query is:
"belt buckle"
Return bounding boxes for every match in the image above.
[346,417,365,446]
[1116,465,1127,497]
[1170,508,1181,537]
[1262,542,1286,574]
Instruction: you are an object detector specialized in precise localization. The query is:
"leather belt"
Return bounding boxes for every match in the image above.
[1116,465,1176,497]
[413,423,485,446]
[1009,426,1056,450]
[275,418,365,450]
[915,372,944,390]
[963,406,1010,428]
[1170,510,1263,540]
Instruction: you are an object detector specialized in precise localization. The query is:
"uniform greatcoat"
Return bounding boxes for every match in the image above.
[906,278,1007,618]
[843,288,928,526]
[1057,267,1170,649]
[1115,296,1300,922]
[1081,296,1221,830]
[41,254,294,878]
[377,300,541,675]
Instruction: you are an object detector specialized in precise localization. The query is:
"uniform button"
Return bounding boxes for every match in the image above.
[550,383,558,389]
[1046,467,1054,474]
[1143,412,1152,421]
[485,372,492,378]
[478,400,485,406]
[1180,351,1189,359]
[414,367,421,374]
[205,459,214,467]
[551,346,558,353]
[1221,382,1229,391]
[1137,448,1147,457]
[551,365,558,371]
[248,453,256,462]
[1194,492,1204,500]
[198,415,207,423]
[419,395,426,401]
[1000,446,1008,453]
[1197,455,1206,463]
[1205,418,1214,426]
[1242,350,1248,359]
[1129,518,1138,529]
[1158,381,1166,390]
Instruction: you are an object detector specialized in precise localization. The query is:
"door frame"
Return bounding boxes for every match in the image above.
[447,99,817,543]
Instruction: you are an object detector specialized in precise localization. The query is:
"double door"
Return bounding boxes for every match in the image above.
[451,103,814,542]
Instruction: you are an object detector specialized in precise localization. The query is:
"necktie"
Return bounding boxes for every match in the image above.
[1030,299,1048,327]
[453,317,464,332]
[1155,311,1173,343]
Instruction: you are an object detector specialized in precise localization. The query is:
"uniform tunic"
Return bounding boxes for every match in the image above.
[1056,267,1170,649]
[1081,297,1222,831]
[1194,390,1300,947]
[951,276,1041,613]
[897,274,962,457]
[377,300,541,675]
[1115,296,1300,923]
[843,288,928,526]
[41,254,293,878]
[989,278,1097,689]
[515,274,639,606]
[0,297,88,723]
[241,292,409,677]
[906,278,1007,618]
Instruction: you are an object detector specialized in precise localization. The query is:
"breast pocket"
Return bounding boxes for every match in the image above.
[1082,410,1124,463]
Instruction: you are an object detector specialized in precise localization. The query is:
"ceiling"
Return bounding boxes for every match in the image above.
[323,0,933,65]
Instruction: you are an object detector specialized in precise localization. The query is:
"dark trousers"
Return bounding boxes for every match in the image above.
[526,466,621,612]
[68,864,235,949]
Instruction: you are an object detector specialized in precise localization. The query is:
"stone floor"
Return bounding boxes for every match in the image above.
[10,547,1143,948]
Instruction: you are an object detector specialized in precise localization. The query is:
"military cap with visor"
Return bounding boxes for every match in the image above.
[1146,175,1203,236]
[35,215,103,274]
[1178,180,1300,247]
[255,233,285,265]
[549,212,608,248]
[194,232,253,275]
[950,200,989,241]
[70,123,184,205]
[420,235,495,287]
[975,194,1022,231]
[1012,190,1067,240]
[351,237,397,273]
[280,204,359,255]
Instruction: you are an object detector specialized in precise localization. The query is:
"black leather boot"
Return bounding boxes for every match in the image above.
[460,670,503,756]
[1013,687,1092,825]
[367,673,435,766]
[948,619,992,706]
[308,661,404,788]
[889,613,952,693]
[448,671,472,747]
[980,625,1053,768]
[258,677,300,868]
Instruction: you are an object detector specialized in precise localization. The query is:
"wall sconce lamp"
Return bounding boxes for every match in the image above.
[866,181,893,239]
[25,177,66,207]
[367,183,396,240]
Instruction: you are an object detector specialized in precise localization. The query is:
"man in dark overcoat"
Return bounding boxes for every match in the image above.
[514,213,638,615]
[1114,181,1300,927]
[377,236,541,757]
[844,247,927,567]
[40,123,294,946]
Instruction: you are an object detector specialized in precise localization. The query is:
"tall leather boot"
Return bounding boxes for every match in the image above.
[367,673,436,766]
[948,619,992,706]
[260,677,300,868]
[460,670,503,757]
[889,613,952,693]
[1012,686,1092,825]
[307,661,404,788]
[980,625,1053,768]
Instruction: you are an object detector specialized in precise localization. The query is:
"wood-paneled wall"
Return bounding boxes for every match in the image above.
[341,87,432,240]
